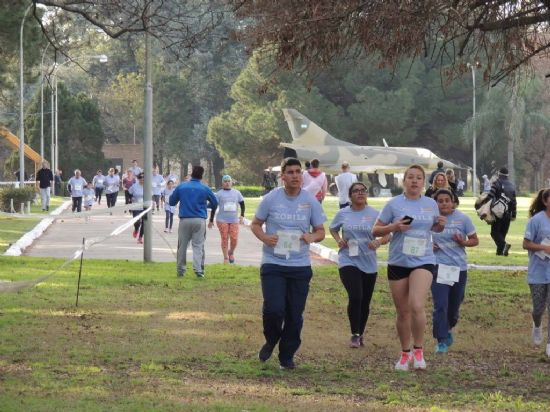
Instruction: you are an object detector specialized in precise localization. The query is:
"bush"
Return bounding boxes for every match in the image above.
[233,185,264,197]
[0,186,36,212]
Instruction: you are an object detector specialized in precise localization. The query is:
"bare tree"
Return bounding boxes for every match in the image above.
[32,0,229,60]
[233,1,550,84]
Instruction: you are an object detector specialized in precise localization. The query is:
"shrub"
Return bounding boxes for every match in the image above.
[0,186,36,212]
[233,185,264,197]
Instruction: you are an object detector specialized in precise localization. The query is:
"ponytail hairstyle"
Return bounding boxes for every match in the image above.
[528,188,550,217]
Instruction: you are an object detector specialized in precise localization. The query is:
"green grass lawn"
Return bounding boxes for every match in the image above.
[0,257,547,411]
[245,195,534,267]
[0,197,66,254]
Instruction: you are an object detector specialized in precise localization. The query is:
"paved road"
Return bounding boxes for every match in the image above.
[24,198,264,266]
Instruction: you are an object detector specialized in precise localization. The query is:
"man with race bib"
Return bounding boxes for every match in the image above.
[251,157,326,370]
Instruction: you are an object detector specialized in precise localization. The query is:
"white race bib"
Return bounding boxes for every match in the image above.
[402,236,427,256]
[348,239,359,257]
[437,264,460,285]
[535,238,550,260]
[74,184,82,191]
[152,182,158,188]
[97,179,104,185]
[274,230,302,258]
[223,201,237,212]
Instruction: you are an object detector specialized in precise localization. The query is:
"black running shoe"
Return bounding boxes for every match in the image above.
[258,343,274,362]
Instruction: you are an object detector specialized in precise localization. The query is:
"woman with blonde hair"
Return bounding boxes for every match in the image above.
[373,164,446,371]
[425,172,450,198]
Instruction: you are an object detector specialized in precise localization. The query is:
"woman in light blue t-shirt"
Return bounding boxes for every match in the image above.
[523,188,550,358]
[431,189,478,354]
[373,164,446,372]
[330,181,389,349]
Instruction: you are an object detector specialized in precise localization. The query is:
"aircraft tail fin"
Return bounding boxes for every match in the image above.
[282,109,355,146]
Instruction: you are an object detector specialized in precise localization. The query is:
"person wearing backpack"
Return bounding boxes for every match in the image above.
[487,167,517,256]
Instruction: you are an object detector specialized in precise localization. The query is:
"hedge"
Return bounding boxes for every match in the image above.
[0,186,36,212]
[232,185,264,197]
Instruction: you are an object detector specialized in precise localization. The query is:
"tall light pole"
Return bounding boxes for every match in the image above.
[19,3,33,186]
[467,62,478,195]
[40,42,51,162]
[143,30,154,262]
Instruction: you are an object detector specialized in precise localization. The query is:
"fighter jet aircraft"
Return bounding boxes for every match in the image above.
[281,108,457,176]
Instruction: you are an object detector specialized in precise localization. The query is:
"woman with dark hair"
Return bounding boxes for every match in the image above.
[129,173,145,244]
[523,188,550,358]
[373,164,446,371]
[330,181,389,348]
[431,189,478,354]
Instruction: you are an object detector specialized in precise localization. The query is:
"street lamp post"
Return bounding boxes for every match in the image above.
[19,3,33,186]
[40,43,51,163]
[467,62,478,195]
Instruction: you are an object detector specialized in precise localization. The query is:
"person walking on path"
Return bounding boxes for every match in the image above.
[262,167,277,195]
[129,173,146,244]
[92,170,105,205]
[523,188,550,358]
[302,158,328,203]
[169,165,218,278]
[431,189,478,354]
[251,157,326,370]
[35,160,54,211]
[334,161,357,209]
[428,161,445,185]
[373,164,446,371]
[487,167,517,256]
[151,168,165,212]
[329,181,389,348]
[130,160,143,178]
[67,169,87,213]
[163,180,176,233]
[122,169,135,207]
[209,175,245,264]
[104,168,120,214]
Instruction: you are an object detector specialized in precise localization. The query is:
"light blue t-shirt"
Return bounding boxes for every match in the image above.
[216,188,244,224]
[524,211,550,284]
[92,174,105,188]
[82,188,94,207]
[255,187,327,267]
[128,182,144,210]
[68,176,87,197]
[378,194,439,267]
[330,205,379,273]
[163,188,176,213]
[432,209,476,270]
[152,174,165,196]
[104,175,120,194]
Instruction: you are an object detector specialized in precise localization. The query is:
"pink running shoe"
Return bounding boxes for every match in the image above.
[137,237,143,244]
[132,230,138,238]
[413,348,426,370]
[394,351,412,371]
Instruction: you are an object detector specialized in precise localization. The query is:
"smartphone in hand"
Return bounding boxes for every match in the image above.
[402,215,414,225]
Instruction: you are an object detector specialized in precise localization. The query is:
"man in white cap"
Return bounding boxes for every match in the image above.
[334,161,357,209]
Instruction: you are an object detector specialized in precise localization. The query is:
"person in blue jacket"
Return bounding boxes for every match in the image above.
[169,166,218,278]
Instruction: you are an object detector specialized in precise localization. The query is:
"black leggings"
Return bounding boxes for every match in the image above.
[339,266,377,336]
[106,192,118,208]
[165,210,173,229]
[94,187,104,203]
[71,197,82,212]
[124,190,132,205]
[132,210,146,238]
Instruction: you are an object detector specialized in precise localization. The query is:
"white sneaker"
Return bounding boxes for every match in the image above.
[533,324,543,346]
[413,348,427,370]
[394,351,412,371]
[546,343,550,358]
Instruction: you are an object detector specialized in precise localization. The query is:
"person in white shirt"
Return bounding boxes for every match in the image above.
[302,158,328,203]
[335,161,357,209]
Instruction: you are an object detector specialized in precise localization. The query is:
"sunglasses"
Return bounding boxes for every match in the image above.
[351,189,366,194]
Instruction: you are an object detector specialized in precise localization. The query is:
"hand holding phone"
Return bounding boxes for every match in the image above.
[402,215,414,225]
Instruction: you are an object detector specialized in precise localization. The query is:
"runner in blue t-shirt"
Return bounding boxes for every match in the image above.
[208,175,245,264]
[523,188,550,358]
[329,181,390,349]
[431,189,478,354]
[373,164,446,371]
[251,157,326,370]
